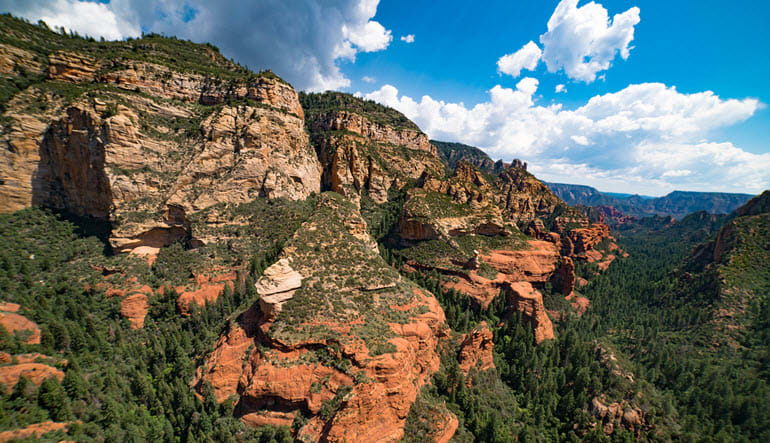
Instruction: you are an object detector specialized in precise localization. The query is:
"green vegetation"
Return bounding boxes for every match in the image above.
[0,14,285,84]
[432,140,498,172]
[0,208,293,441]
[299,91,419,131]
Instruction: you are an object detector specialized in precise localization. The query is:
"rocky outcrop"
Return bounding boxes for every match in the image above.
[47,51,99,82]
[567,224,611,254]
[195,193,449,441]
[432,411,459,443]
[0,309,41,345]
[458,321,495,375]
[3,79,320,254]
[481,241,561,284]
[494,165,564,225]
[120,291,150,329]
[166,103,320,212]
[0,363,64,393]
[309,110,434,154]
[101,61,303,115]
[1,40,321,255]
[0,44,43,75]
[590,397,645,436]
[303,95,444,204]
[505,282,554,343]
[255,259,303,320]
[175,273,239,315]
[552,256,576,296]
[400,163,508,241]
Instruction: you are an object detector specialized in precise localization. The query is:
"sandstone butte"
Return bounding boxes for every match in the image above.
[194,194,452,442]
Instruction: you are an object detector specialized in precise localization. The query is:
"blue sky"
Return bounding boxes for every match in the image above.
[347,0,770,156]
[2,0,768,195]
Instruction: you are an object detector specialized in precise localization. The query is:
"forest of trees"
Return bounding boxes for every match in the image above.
[0,203,768,441]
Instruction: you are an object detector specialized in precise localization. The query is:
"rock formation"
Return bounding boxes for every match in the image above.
[255,259,303,320]
[0,362,64,393]
[302,92,443,204]
[194,193,449,442]
[1,42,321,255]
[458,321,495,374]
[0,306,41,345]
[505,282,554,343]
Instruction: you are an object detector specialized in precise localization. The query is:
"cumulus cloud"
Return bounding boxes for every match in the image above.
[540,0,640,82]
[555,84,566,93]
[364,82,767,194]
[0,0,139,40]
[362,75,376,83]
[497,41,542,78]
[400,34,415,43]
[0,0,393,91]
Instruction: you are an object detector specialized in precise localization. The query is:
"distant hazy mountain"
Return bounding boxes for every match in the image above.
[547,182,755,219]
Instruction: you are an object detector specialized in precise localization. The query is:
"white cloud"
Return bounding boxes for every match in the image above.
[1,0,393,92]
[0,0,139,40]
[341,19,392,55]
[364,82,767,194]
[539,0,640,82]
[362,75,376,83]
[555,84,566,93]
[497,41,542,78]
[571,135,589,145]
[400,34,415,43]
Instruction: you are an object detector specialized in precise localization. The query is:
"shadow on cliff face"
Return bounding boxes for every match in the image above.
[54,209,113,255]
[31,107,114,255]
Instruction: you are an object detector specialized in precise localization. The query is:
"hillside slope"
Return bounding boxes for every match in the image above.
[549,182,754,219]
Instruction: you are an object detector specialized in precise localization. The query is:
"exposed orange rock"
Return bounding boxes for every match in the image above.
[0,303,20,313]
[121,292,150,329]
[590,397,646,436]
[195,195,449,442]
[506,282,554,343]
[0,353,64,366]
[481,241,561,284]
[47,51,98,82]
[566,293,591,315]
[0,421,71,442]
[437,239,565,310]
[0,311,41,344]
[176,272,238,315]
[0,363,64,392]
[431,409,459,443]
[568,224,611,254]
[197,288,448,442]
[458,321,495,375]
